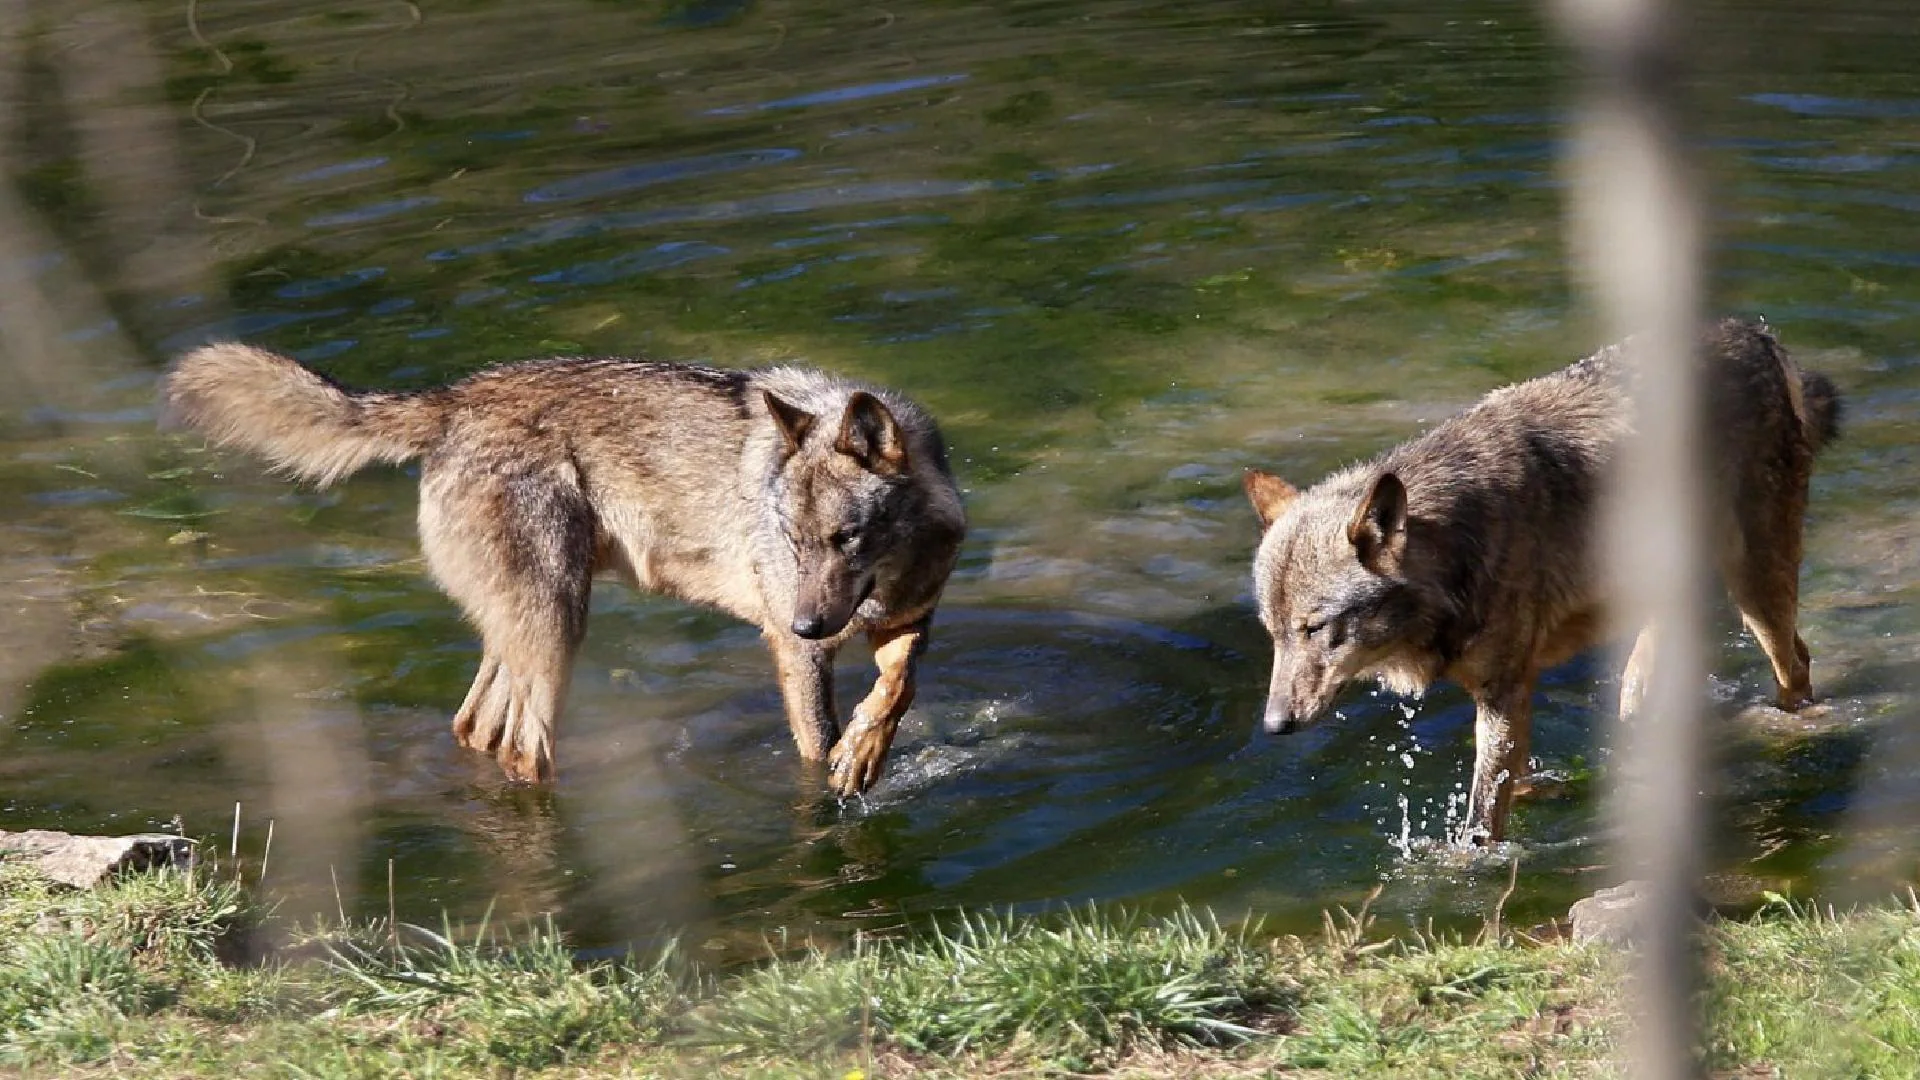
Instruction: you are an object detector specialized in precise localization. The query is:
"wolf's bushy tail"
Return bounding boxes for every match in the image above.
[1799,370,1843,453]
[161,343,447,486]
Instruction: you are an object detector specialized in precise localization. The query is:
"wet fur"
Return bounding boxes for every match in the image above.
[162,344,966,792]
[1245,319,1841,844]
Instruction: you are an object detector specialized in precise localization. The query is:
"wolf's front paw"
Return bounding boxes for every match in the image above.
[828,709,897,796]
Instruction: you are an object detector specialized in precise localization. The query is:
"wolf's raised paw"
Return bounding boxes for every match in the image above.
[828,709,897,796]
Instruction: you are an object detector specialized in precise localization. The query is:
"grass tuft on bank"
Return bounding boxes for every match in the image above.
[686,905,1291,1062]
[322,912,688,1070]
[5,858,1920,1077]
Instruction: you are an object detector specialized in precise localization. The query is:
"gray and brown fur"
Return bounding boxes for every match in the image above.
[1243,319,1840,845]
[162,344,966,794]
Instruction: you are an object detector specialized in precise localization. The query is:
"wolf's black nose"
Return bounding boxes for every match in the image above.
[791,615,827,639]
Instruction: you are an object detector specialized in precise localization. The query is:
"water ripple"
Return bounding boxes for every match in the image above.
[288,157,388,183]
[524,148,803,204]
[1748,93,1920,118]
[430,180,995,261]
[530,241,731,286]
[306,197,441,228]
[707,73,968,115]
[275,268,386,299]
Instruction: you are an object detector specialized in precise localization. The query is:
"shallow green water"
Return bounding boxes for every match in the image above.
[1,0,1917,953]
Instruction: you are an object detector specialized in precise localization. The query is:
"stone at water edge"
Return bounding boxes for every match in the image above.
[0,830,194,889]
[1567,875,1782,946]
[1568,881,1648,947]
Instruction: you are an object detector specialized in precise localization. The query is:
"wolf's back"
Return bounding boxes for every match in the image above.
[161,343,447,486]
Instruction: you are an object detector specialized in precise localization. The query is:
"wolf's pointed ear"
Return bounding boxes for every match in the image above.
[1347,471,1408,569]
[764,391,817,457]
[835,391,908,475]
[1243,469,1298,530]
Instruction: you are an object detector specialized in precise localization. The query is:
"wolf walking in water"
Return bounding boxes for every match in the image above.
[162,344,966,795]
[1242,319,1841,844]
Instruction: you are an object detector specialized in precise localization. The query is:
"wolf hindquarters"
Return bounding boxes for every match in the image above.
[1685,322,1833,715]
[164,343,585,781]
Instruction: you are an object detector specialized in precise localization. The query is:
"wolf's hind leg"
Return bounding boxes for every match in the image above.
[453,655,506,751]
[1723,489,1814,710]
[420,455,595,781]
[483,633,580,781]
[1733,591,1813,711]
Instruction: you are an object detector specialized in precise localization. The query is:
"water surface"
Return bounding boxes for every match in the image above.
[2,0,1917,953]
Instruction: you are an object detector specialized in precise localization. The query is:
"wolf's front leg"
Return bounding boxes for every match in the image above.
[828,621,928,797]
[1460,680,1536,846]
[769,633,839,761]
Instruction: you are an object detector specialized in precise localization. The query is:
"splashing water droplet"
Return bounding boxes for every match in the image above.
[1393,794,1414,858]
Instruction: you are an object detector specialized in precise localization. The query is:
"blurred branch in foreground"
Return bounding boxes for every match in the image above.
[1554,0,1708,1075]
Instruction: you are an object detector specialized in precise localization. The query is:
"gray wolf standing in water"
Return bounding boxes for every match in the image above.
[1241,319,1841,844]
[162,344,966,795]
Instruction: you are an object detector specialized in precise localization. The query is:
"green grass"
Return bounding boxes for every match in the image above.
[1703,895,1920,1077]
[8,861,1920,1077]
[321,913,686,1071]
[687,905,1288,1064]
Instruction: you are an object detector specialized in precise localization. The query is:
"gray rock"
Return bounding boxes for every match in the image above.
[1568,881,1648,947]
[0,830,194,889]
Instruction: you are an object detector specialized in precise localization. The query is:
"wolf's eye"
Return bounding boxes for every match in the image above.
[1299,617,1328,639]
[830,527,861,551]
